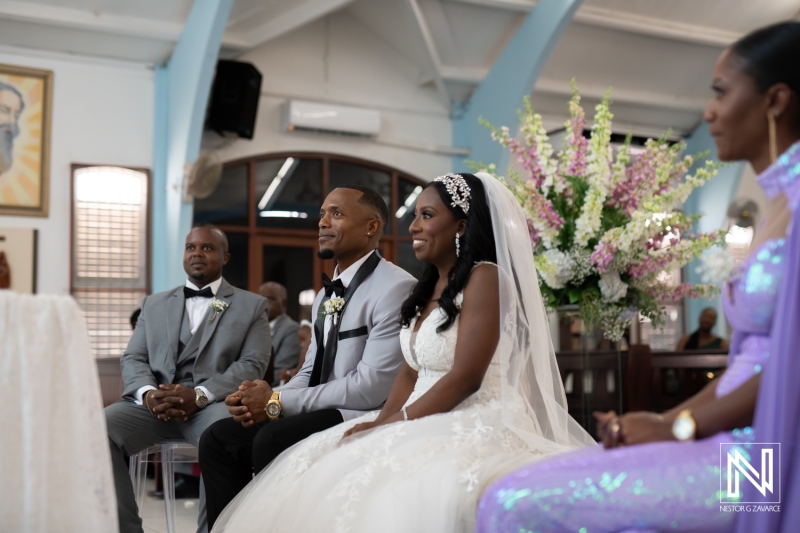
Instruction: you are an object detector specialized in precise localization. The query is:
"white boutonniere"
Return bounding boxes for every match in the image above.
[208,298,229,323]
[319,297,346,325]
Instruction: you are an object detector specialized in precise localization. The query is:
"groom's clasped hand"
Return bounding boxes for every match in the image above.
[225,379,274,427]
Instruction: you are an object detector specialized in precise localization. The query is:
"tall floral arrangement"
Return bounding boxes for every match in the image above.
[476,82,725,341]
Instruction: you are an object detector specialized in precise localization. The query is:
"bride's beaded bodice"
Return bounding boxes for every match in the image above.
[399,292,502,407]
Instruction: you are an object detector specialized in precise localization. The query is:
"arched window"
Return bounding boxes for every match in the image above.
[193,152,426,321]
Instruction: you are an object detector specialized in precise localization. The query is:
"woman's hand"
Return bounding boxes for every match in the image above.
[593,411,621,449]
[595,410,675,449]
[617,412,674,446]
[340,420,380,442]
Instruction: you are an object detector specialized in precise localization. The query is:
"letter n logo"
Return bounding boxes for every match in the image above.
[720,442,780,504]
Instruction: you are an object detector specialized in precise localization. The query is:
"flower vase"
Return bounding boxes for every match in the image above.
[556,306,624,435]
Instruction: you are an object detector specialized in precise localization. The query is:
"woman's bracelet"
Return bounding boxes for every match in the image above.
[144,390,156,415]
[402,406,409,421]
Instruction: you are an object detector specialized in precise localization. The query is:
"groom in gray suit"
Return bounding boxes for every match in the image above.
[199,186,416,529]
[105,224,271,533]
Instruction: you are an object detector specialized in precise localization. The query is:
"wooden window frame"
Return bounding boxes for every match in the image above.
[70,163,152,359]
[206,152,426,293]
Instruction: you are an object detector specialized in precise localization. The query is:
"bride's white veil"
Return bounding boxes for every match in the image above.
[474,172,595,450]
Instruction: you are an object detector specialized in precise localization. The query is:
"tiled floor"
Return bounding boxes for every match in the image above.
[139,479,200,533]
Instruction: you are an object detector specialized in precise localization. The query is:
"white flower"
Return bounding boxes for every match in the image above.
[599,270,628,303]
[320,297,346,325]
[535,249,576,289]
[696,246,736,284]
[208,298,229,323]
[568,245,593,285]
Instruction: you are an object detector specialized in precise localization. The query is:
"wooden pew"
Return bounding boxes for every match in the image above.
[97,357,124,407]
[555,345,728,435]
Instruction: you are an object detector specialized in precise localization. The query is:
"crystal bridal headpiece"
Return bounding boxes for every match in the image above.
[434,173,471,215]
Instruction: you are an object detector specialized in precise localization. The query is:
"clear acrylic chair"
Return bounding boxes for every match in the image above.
[129,440,199,533]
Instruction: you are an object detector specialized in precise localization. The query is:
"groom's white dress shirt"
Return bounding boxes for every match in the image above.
[134,277,222,404]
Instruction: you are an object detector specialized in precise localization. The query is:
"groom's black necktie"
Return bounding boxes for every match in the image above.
[309,251,382,386]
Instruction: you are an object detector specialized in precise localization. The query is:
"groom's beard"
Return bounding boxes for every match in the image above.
[317,248,334,260]
[0,125,16,174]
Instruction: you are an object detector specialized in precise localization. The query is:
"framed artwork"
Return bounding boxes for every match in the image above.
[0,64,53,217]
[0,227,37,293]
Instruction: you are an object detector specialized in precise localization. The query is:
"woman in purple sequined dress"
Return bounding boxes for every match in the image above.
[477,21,800,533]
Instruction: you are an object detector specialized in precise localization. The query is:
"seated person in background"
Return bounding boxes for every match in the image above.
[676,306,730,350]
[279,319,312,384]
[106,223,271,533]
[259,281,301,385]
[129,308,141,330]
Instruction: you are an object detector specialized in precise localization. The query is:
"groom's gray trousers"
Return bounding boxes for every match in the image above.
[105,399,231,533]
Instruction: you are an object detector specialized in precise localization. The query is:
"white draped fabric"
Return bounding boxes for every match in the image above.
[0,292,118,533]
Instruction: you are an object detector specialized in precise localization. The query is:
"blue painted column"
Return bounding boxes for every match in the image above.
[682,122,746,338]
[452,0,583,171]
[152,0,234,292]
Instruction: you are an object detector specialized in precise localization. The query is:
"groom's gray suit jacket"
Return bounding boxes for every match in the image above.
[121,277,272,401]
[279,256,416,421]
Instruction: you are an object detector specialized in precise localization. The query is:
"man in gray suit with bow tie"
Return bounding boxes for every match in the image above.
[199,186,416,529]
[105,223,271,533]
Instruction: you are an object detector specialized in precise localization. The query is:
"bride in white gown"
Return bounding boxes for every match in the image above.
[211,172,594,533]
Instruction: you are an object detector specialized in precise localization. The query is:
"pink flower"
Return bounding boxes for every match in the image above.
[590,241,617,272]
[527,218,540,248]
[607,149,657,215]
[655,283,709,301]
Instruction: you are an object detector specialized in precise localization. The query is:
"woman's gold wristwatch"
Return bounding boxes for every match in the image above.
[266,391,282,421]
[671,409,697,441]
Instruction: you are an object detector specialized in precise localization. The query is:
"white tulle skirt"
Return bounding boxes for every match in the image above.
[212,390,572,533]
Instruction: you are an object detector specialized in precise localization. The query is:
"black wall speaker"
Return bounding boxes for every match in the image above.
[206,60,263,140]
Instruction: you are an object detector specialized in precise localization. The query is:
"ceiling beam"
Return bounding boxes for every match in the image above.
[447,0,741,47]
[406,0,452,108]
[575,6,740,47]
[440,66,708,112]
[449,0,538,10]
[0,0,249,50]
[440,65,486,84]
[534,78,709,112]
[241,0,357,49]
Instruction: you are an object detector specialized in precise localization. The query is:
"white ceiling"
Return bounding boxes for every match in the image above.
[0,0,797,136]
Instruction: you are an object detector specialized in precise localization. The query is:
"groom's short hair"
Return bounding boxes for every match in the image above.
[340,185,388,234]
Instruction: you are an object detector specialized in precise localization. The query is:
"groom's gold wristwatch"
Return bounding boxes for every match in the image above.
[266,391,282,421]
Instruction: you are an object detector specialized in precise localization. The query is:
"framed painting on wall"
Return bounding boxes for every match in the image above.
[0,227,37,293]
[0,64,53,217]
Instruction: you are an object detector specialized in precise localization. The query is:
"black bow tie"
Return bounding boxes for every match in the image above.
[184,286,214,299]
[322,273,346,298]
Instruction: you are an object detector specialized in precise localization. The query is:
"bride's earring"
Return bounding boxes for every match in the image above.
[455,234,460,258]
[768,111,778,163]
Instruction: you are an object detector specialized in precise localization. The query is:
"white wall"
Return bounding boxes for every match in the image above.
[0,47,154,294]
[206,12,453,181]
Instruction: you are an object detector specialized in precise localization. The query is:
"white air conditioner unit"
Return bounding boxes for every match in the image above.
[283,99,381,138]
